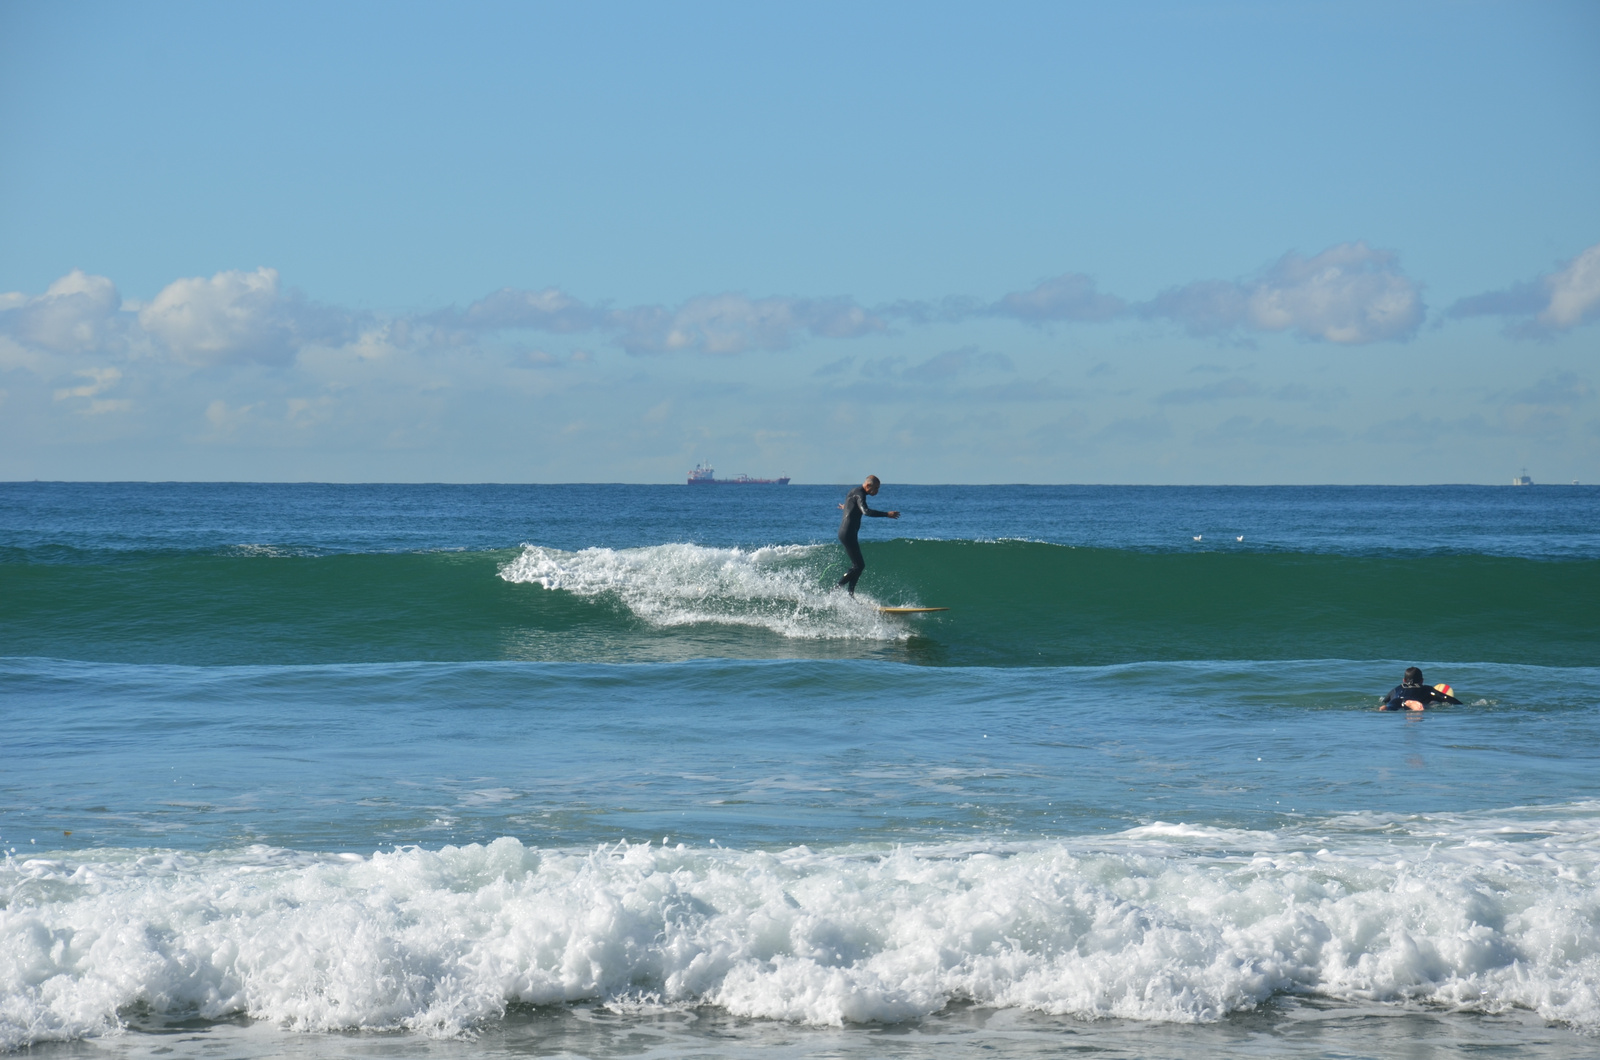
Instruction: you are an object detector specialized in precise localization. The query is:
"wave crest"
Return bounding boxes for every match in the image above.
[498,543,907,641]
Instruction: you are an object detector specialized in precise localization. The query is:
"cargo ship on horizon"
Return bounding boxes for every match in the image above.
[687,463,790,485]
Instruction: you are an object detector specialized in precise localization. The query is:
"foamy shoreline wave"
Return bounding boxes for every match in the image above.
[5,807,1598,1049]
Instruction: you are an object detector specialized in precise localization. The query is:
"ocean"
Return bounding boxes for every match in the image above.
[3,482,1598,1059]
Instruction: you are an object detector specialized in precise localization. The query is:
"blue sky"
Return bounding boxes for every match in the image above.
[2,0,1597,483]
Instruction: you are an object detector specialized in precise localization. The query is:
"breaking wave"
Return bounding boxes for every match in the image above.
[497,543,908,641]
[5,806,1600,1048]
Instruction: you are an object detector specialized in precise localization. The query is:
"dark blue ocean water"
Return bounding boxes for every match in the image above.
[2,483,1598,1058]
[6,481,1597,556]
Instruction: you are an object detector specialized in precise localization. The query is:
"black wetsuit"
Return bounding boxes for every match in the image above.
[837,486,892,595]
[1379,683,1461,710]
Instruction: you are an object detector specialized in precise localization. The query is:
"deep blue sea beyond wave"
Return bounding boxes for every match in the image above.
[2,482,1598,1058]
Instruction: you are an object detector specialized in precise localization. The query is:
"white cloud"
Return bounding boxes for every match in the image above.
[348,325,407,362]
[1,268,366,389]
[202,398,260,437]
[0,335,45,373]
[0,270,123,356]
[614,294,883,355]
[140,268,285,364]
[443,286,885,355]
[53,366,121,400]
[993,273,1124,323]
[0,248,1443,390]
[52,367,130,415]
[1543,244,1600,328]
[139,267,353,365]
[880,274,1124,329]
[285,395,333,427]
[1447,242,1600,339]
[1141,242,1424,344]
[887,249,1419,343]
[456,287,603,334]
[1450,242,1600,337]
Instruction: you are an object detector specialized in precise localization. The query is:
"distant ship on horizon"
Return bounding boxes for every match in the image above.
[1513,468,1533,486]
[687,463,790,485]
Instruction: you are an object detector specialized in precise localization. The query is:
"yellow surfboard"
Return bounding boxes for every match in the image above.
[878,607,949,614]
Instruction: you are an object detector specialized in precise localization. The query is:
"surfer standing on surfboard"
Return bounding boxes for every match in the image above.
[836,475,899,596]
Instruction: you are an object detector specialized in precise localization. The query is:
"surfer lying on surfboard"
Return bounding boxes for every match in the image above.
[1378,666,1462,711]
[836,474,898,596]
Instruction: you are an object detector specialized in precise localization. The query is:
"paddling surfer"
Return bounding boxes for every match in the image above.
[1378,666,1462,711]
[836,475,899,595]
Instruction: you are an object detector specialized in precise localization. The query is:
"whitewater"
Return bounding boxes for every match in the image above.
[498,542,908,641]
[3,482,1598,1058]
[8,810,1600,1050]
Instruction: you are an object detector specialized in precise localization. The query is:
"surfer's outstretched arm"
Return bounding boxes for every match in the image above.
[838,496,898,518]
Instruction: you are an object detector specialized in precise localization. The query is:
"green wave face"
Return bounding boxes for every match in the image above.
[3,540,1594,667]
[873,540,1598,667]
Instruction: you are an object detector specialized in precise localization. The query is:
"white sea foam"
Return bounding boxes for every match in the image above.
[224,543,322,558]
[4,807,1600,1048]
[497,543,906,641]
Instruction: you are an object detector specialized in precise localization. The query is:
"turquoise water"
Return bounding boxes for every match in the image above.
[2,483,1598,1058]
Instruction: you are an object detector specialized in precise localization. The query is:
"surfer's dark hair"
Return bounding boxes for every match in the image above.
[1403,666,1424,686]
[865,475,880,487]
